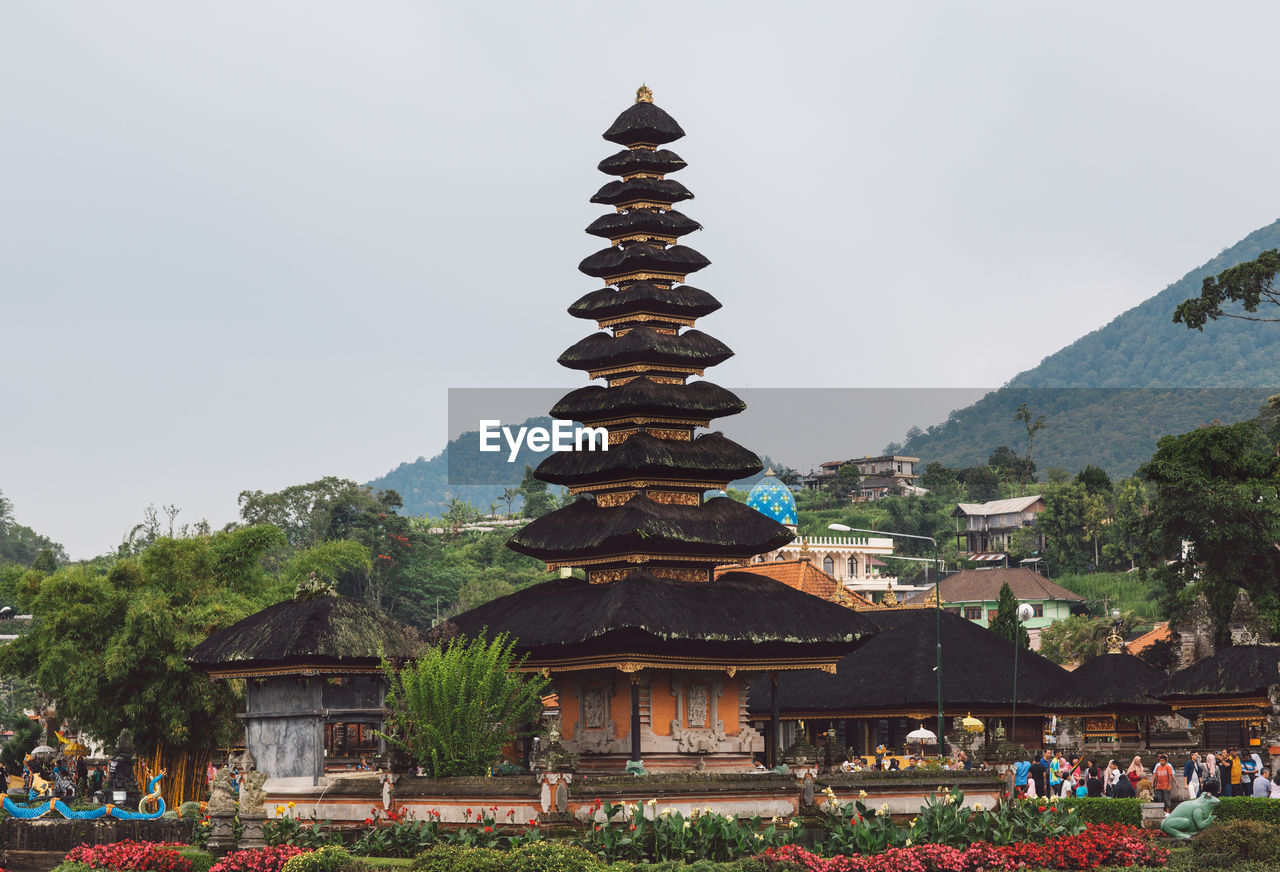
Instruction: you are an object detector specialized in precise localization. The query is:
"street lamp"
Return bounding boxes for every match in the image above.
[1011,602,1034,749]
[829,523,943,757]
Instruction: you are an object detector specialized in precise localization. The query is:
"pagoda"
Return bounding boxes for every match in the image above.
[444,88,876,772]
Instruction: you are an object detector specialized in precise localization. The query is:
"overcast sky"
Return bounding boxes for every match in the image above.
[5,2,1280,559]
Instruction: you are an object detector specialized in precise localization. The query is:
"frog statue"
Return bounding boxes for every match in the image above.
[1160,793,1219,839]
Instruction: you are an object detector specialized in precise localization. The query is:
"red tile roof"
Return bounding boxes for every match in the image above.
[714,559,878,609]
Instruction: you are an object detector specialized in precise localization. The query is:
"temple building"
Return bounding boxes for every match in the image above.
[1155,643,1280,750]
[1048,633,1172,746]
[444,88,876,772]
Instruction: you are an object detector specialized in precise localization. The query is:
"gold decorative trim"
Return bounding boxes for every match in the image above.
[611,233,679,246]
[511,652,844,675]
[620,172,665,182]
[609,374,686,387]
[206,664,385,680]
[568,478,727,495]
[613,326,679,337]
[646,427,696,440]
[546,551,757,571]
[636,84,653,104]
[585,415,708,429]
[592,363,700,380]
[646,490,700,506]
[588,566,711,584]
[628,144,657,151]
[615,203,670,213]
[598,313,698,330]
[604,270,687,284]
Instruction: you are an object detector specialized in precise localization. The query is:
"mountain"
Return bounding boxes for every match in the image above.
[895,219,1280,475]
[366,416,788,517]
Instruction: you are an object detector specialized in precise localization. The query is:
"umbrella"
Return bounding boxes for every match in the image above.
[960,713,985,733]
[906,724,937,744]
[62,741,88,759]
[29,744,56,759]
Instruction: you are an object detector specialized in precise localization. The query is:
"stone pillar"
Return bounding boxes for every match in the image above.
[770,673,780,767]
[630,679,642,762]
[206,815,237,857]
[238,814,267,850]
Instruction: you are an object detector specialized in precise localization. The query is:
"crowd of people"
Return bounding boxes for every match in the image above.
[1012,747,1280,812]
[3,754,107,800]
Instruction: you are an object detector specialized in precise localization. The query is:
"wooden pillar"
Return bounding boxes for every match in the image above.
[1143,715,1151,750]
[770,672,781,767]
[630,679,642,762]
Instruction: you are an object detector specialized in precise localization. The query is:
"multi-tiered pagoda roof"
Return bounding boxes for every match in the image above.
[448,87,874,676]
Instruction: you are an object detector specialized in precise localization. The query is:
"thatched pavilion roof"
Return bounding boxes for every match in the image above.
[1155,643,1280,701]
[188,593,418,678]
[437,569,877,672]
[1049,651,1170,713]
[746,607,1068,717]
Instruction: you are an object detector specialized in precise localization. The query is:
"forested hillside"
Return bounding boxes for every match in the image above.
[895,220,1280,475]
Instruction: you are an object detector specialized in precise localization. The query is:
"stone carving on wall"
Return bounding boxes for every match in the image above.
[687,684,709,728]
[571,677,619,754]
[670,677,727,753]
[583,688,606,729]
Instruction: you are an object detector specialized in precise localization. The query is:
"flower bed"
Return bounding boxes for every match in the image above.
[208,846,306,872]
[65,840,194,872]
[760,824,1167,871]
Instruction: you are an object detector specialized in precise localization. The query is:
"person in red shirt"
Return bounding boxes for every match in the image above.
[1151,753,1176,811]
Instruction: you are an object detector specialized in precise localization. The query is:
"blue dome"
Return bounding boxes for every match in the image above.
[746,470,798,526]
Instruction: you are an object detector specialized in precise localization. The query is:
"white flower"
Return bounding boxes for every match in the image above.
[770,816,779,824]
[973,803,984,812]
[755,833,764,842]
[704,806,713,815]
[858,789,868,799]
[646,798,657,808]
[880,803,889,813]
[789,819,800,829]
[683,821,691,830]
[905,839,913,847]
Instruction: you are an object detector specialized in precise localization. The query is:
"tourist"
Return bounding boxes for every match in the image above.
[1270,770,1280,799]
[1104,759,1121,796]
[1029,750,1049,799]
[888,757,901,771]
[1252,767,1271,797]
[1151,754,1176,812]
[1062,756,1084,797]
[1184,752,1204,799]
[1086,760,1104,797]
[1244,753,1263,792]
[1126,755,1144,790]
[1218,748,1235,797]
[957,750,971,770]
[840,756,859,773]
[1014,754,1031,798]
[75,756,88,797]
[1230,748,1246,795]
[1112,769,1137,799]
[1048,750,1063,794]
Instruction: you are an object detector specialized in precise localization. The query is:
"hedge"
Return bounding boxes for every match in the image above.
[1016,797,1143,826]
[1216,797,1280,825]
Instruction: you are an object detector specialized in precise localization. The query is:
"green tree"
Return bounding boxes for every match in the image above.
[0,525,289,758]
[1037,482,1108,574]
[1038,612,1138,665]
[988,445,1035,486]
[1014,403,1047,494]
[380,634,548,777]
[960,466,1001,503]
[1174,249,1280,329]
[989,582,1030,649]
[1137,421,1280,639]
[517,465,555,519]
[1075,465,1113,496]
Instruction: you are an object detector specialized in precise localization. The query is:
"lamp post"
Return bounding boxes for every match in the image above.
[1011,602,1034,749]
[829,523,943,757]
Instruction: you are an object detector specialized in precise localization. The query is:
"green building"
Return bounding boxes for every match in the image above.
[905,567,1083,649]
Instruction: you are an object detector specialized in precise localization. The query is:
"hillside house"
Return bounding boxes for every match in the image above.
[904,566,1084,649]
[951,495,1046,557]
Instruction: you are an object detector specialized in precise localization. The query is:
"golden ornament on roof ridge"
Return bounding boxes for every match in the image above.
[636,84,654,103]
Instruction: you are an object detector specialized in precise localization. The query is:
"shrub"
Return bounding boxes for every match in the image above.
[282,847,352,872]
[178,849,216,872]
[1216,797,1280,825]
[504,842,607,872]
[1191,820,1280,867]
[50,864,94,872]
[66,840,193,872]
[209,846,307,872]
[411,845,506,872]
[1019,796,1142,826]
[178,802,205,819]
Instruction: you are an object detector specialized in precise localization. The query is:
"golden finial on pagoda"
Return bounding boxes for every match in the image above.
[636,84,654,103]
[798,537,812,562]
[1105,632,1125,654]
[882,587,899,607]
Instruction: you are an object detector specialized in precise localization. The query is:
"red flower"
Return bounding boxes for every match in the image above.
[1038,805,1047,812]
[483,826,492,833]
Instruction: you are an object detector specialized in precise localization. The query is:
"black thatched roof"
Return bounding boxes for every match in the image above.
[591,178,693,208]
[508,494,793,561]
[578,244,710,282]
[558,328,733,372]
[585,210,702,242]
[1155,644,1280,700]
[568,283,720,322]
[746,608,1068,716]
[598,147,686,177]
[603,101,685,147]
[1049,652,1170,713]
[187,594,418,675]
[441,569,875,663]
[550,378,745,423]
[535,431,761,487]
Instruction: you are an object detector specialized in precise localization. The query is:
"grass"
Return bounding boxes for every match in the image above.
[1052,571,1165,623]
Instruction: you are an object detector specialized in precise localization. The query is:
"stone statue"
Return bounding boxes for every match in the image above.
[208,766,237,816]
[1160,793,1219,839]
[236,750,267,816]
